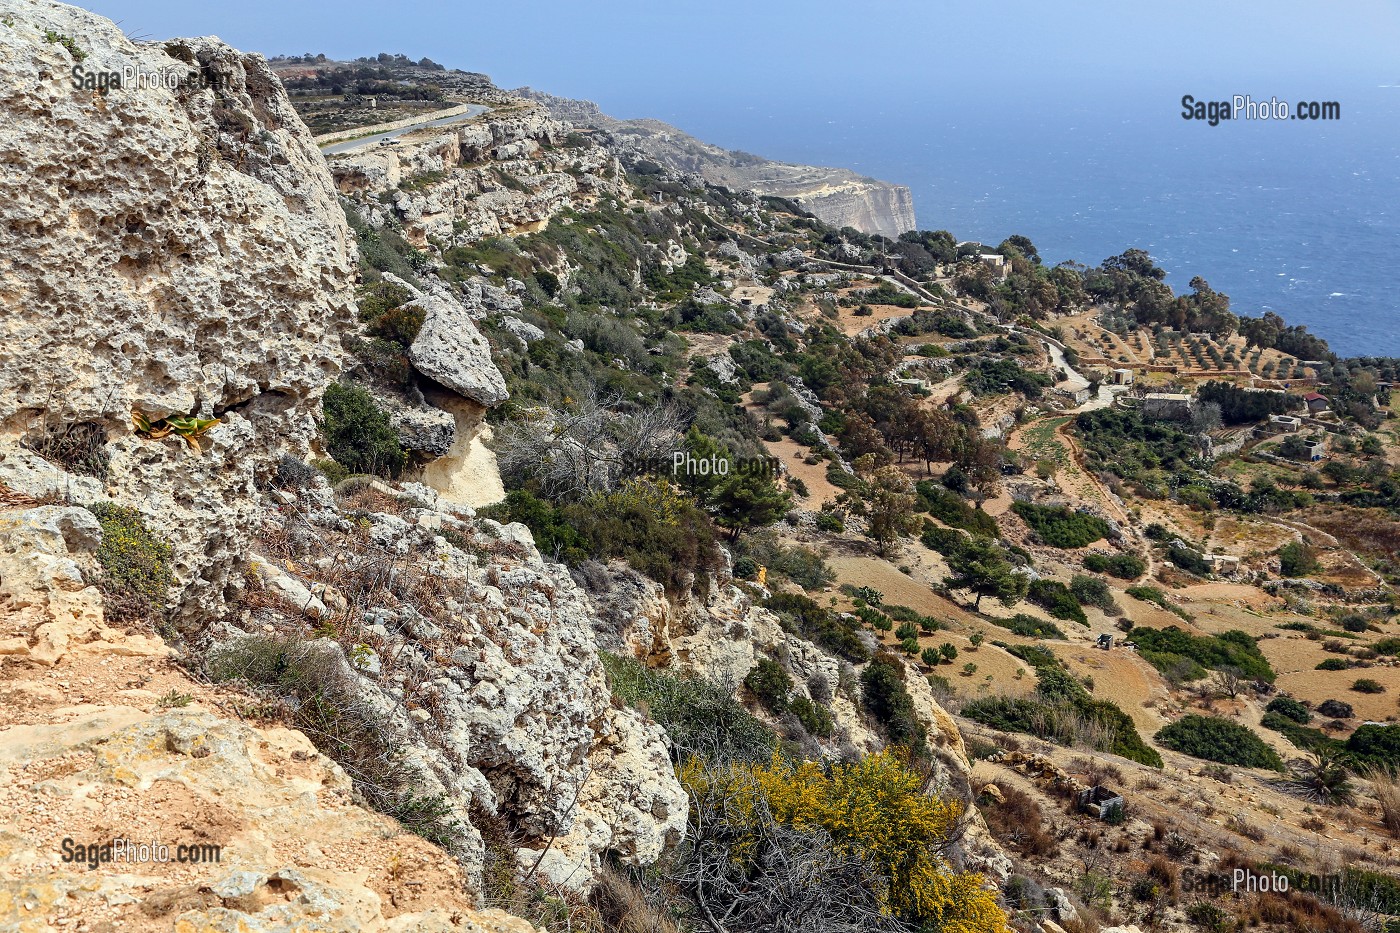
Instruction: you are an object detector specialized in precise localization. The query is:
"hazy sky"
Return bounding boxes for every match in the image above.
[82,0,1400,122]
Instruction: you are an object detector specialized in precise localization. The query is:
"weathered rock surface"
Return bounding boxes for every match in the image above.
[329,103,621,246]
[0,485,537,933]
[228,479,685,892]
[408,292,510,407]
[0,0,355,624]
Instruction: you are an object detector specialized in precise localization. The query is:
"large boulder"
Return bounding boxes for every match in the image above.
[407,292,510,407]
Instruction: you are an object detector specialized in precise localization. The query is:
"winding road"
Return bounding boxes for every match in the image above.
[320,104,491,156]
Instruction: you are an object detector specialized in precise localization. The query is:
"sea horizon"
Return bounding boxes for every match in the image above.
[608,84,1400,359]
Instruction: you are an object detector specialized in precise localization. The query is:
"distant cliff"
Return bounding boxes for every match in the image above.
[516,89,917,238]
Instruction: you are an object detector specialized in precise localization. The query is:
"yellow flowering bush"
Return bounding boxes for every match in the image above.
[680,748,1008,933]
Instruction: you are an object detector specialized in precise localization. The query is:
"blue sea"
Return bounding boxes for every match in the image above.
[632,86,1400,358]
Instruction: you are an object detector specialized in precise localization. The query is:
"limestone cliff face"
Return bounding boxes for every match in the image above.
[516,89,918,238]
[0,0,685,916]
[792,179,917,241]
[0,0,356,625]
[329,103,622,248]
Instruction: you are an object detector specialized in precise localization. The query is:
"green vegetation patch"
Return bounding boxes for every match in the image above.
[1155,715,1285,771]
[602,652,775,764]
[321,382,407,479]
[963,664,1162,767]
[1083,552,1146,580]
[766,591,869,663]
[85,503,174,621]
[1128,626,1274,682]
[917,481,999,537]
[1011,501,1110,548]
[987,613,1066,640]
[1027,579,1088,625]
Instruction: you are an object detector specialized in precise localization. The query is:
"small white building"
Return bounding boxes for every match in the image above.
[976,253,1009,279]
[1111,368,1135,386]
[1142,393,1194,420]
[1202,553,1241,574]
[1055,385,1092,406]
[1268,414,1301,433]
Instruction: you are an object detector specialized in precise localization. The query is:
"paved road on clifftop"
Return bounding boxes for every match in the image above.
[320,104,491,155]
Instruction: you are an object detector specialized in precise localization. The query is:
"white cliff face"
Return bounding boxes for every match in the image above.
[0,1,355,624]
[515,89,917,237]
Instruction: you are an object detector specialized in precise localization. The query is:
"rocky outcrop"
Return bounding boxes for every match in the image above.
[0,1,355,626]
[224,478,686,893]
[516,89,917,238]
[328,104,621,246]
[409,293,510,407]
[0,489,537,933]
[577,561,1013,885]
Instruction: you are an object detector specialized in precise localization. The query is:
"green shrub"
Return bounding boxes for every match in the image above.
[736,533,835,589]
[1340,615,1371,634]
[1154,715,1285,771]
[1166,544,1210,576]
[884,604,939,632]
[856,606,893,632]
[1128,626,1273,681]
[1279,540,1320,577]
[1011,502,1110,548]
[1372,637,1400,655]
[321,382,407,478]
[1083,552,1146,579]
[1260,712,1342,755]
[916,482,999,537]
[988,613,1066,639]
[766,592,869,662]
[861,654,927,754]
[1069,574,1115,611]
[788,694,834,738]
[962,665,1161,767]
[744,658,793,714]
[85,503,174,621]
[1352,678,1386,694]
[1027,579,1087,625]
[1316,658,1350,671]
[1345,724,1400,768]
[602,652,775,764]
[1265,696,1312,724]
[484,483,723,597]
